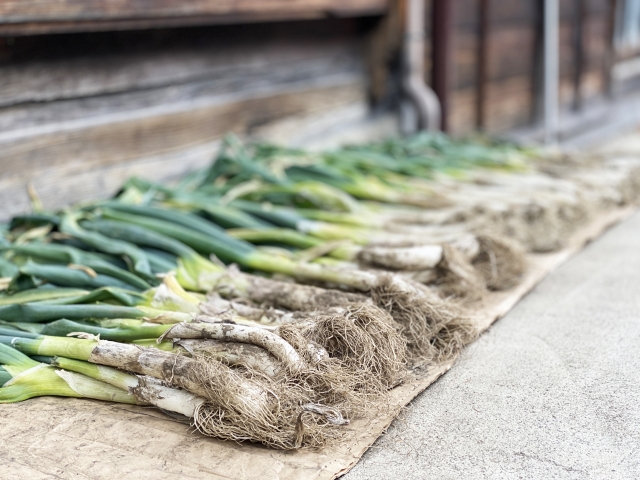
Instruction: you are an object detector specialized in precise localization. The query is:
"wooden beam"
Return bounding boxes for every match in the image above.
[0,38,361,110]
[0,82,364,219]
[431,0,453,132]
[0,14,324,36]
[367,0,403,104]
[0,82,364,180]
[0,0,388,35]
[603,0,617,97]
[476,0,490,129]
[571,0,586,111]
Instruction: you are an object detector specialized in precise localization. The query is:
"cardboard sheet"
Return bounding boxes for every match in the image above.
[0,206,636,480]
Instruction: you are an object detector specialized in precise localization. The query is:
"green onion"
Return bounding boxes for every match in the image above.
[0,342,137,404]
[18,260,141,291]
[3,318,172,342]
[0,303,191,324]
[1,243,152,290]
[59,212,156,284]
[0,287,89,306]
[98,207,253,264]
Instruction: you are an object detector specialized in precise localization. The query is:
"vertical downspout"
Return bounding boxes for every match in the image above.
[544,0,560,143]
[402,0,441,131]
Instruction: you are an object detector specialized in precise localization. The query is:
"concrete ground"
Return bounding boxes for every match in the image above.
[344,211,640,480]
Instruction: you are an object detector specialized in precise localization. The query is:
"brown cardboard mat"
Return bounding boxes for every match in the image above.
[0,206,636,480]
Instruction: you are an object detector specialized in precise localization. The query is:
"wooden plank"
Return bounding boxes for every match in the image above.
[432,0,455,131]
[0,141,219,222]
[457,0,539,26]
[584,14,608,68]
[0,13,328,36]
[448,86,477,135]
[483,75,534,132]
[452,30,478,89]
[560,0,578,20]
[453,0,480,28]
[0,0,388,20]
[451,3,541,131]
[476,0,489,129]
[0,39,363,116]
[560,21,577,79]
[486,25,537,80]
[0,88,366,220]
[555,9,608,106]
[487,0,537,24]
[0,103,389,221]
[454,25,536,89]
[0,82,364,181]
[0,17,370,216]
[0,0,388,35]
[367,0,403,104]
[580,68,605,99]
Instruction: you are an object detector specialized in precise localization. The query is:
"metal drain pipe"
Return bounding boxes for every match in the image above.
[402,0,441,132]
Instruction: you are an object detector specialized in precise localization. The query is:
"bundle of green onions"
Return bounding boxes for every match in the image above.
[0,218,409,447]
[112,179,517,300]
[2,131,638,450]
[0,332,350,449]
[191,134,637,253]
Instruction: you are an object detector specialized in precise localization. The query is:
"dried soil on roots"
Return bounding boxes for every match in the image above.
[91,342,344,449]
[175,339,284,378]
[369,275,475,365]
[173,299,407,419]
[213,267,371,311]
[195,301,407,417]
[326,303,406,390]
[280,303,407,408]
[199,291,407,389]
[188,357,346,449]
[429,245,486,302]
[211,269,473,368]
[472,234,527,291]
[277,324,372,418]
[359,243,487,302]
[472,201,586,253]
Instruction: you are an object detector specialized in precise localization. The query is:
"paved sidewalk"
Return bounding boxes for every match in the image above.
[344,212,640,479]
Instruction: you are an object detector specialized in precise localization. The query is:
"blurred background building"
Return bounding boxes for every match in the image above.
[1,0,639,217]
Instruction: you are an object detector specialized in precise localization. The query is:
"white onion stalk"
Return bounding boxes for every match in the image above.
[53,356,205,417]
[159,321,306,372]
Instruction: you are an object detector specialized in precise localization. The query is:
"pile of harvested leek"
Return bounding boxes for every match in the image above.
[0,132,638,449]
